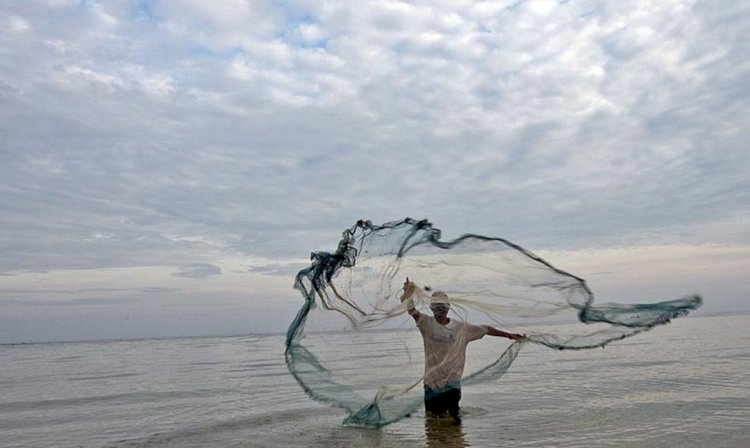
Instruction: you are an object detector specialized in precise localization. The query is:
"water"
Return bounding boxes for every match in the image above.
[1,315,748,447]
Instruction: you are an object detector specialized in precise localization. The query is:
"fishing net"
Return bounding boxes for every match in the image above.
[285,218,701,427]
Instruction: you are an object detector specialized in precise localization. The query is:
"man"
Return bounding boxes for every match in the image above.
[400,278,524,424]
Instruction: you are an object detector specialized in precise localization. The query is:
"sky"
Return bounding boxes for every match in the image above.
[0,0,748,343]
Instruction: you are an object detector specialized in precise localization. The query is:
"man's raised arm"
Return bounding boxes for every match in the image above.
[400,278,421,321]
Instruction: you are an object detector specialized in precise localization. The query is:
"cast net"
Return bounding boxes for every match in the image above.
[285,218,701,427]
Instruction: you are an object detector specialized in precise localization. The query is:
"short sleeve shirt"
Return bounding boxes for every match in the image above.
[416,314,488,389]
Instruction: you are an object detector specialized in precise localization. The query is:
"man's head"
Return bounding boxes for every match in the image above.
[429,291,451,320]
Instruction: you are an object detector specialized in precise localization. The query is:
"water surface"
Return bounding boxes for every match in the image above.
[1,315,747,447]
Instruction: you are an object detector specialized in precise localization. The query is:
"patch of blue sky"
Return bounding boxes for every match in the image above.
[134,0,156,21]
[273,30,329,50]
[74,0,157,24]
[292,36,329,50]
[188,45,244,60]
[275,13,330,50]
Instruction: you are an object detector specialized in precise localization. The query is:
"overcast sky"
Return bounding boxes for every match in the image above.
[1,0,748,343]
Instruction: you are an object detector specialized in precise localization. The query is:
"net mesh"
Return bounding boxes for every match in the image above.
[285,218,702,427]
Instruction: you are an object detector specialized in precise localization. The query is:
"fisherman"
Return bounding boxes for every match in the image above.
[401,278,524,424]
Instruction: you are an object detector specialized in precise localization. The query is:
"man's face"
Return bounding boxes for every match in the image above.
[430,303,450,319]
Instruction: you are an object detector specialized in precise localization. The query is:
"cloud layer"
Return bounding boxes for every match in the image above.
[1,0,748,341]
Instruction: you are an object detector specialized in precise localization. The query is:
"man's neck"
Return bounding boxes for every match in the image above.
[436,316,450,325]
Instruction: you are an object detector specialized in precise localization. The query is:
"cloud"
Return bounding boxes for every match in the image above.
[136,287,181,294]
[247,262,311,277]
[1,1,746,270]
[0,0,747,341]
[172,263,222,279]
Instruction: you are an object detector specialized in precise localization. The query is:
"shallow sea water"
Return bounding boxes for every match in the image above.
[1,314,748,447]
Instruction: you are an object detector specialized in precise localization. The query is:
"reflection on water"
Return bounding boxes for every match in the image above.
[425,417,469,448]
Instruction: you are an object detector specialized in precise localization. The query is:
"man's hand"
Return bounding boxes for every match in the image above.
[400,278,421,321]
[400,277,416,302]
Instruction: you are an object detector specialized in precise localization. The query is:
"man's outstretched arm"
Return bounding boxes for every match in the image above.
[400,278,421,321]
[486,326,525,341]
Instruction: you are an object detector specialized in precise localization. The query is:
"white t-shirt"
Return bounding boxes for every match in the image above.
[416,314,488,389]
